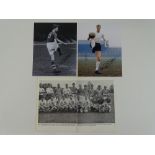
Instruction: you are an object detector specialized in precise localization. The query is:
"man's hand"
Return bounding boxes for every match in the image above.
[63,42,67,45]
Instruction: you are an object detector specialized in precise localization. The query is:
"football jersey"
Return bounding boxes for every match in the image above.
[59,99,64,107]
[77,88,84,96]
[89,89,95,97]
[96,89,103,97]
[95,32,104,44]
[85,98,91,107]
[39,88,45,93]
[71,87,77,94]
[46,87,54,94]
[47,31,57,42]
[45,100,50,107]
[47,99,52,106]
[64,98,70,106]
[63,88,71,95]
[55,88,62,96]
[53,98,58,106]
[39,99,46,107]
[70,98,76,106]
[83,89,89,97]
[102,89,109,95]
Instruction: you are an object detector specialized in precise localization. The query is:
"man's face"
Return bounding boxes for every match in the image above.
[98,85,101,90]
[96,25,101,32]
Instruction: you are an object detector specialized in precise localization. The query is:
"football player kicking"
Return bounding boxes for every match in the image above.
[88,25,106,74]
[46,24,66,72]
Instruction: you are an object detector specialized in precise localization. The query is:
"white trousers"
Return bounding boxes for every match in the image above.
[46,41,58,61]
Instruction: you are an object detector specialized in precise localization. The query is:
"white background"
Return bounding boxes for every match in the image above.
[0,0,155,154]
[0,19,155,134]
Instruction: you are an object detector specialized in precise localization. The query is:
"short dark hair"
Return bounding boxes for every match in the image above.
[96,24,101,27]
[52,24,59,29]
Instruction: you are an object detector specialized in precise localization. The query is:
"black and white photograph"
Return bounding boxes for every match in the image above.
[33,23,77,76]
[38,79,115,124]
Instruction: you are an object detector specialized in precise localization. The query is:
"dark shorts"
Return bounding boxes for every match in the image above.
[92,43,101,53]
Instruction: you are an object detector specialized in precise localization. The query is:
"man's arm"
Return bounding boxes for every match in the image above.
[102,33,109,47]
[102,33,106,42]
[57,38,66,44]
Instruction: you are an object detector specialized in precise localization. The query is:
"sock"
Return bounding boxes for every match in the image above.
[96,61,100,71]
[51,54,55,61]
[57,48,62,56]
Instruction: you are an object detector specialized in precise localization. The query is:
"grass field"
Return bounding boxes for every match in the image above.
[78,57,122,76]
[38,94,115,124]
[33,43,76,76]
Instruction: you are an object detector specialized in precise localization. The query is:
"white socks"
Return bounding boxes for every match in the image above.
[96,61,100,71]
[50,54,55,62]
[49,50,55,62]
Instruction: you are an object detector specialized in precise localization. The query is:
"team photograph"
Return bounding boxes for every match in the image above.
[33,23,77,76]
[38,79,115,123]
[78,20,122,76]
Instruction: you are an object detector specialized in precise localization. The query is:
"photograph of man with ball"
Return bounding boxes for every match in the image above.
[88,25,108,74]
[78,20,122,77]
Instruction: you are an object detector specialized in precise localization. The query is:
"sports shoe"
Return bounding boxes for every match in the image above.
[95,70,102,74]
[53,68,61,73]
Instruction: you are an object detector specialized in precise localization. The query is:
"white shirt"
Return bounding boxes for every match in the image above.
[96,89,103,97]
[59,99,64,106]
[102,89,109,95]
[47,99,52,106]
[39,99,46,106]
[95,32,104,44]
[63,88,71,95]
[70,99,75,106]
[46,87,54,94]
[39,88,45,93]
[64,98,70,105]
[53,98,57,106]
